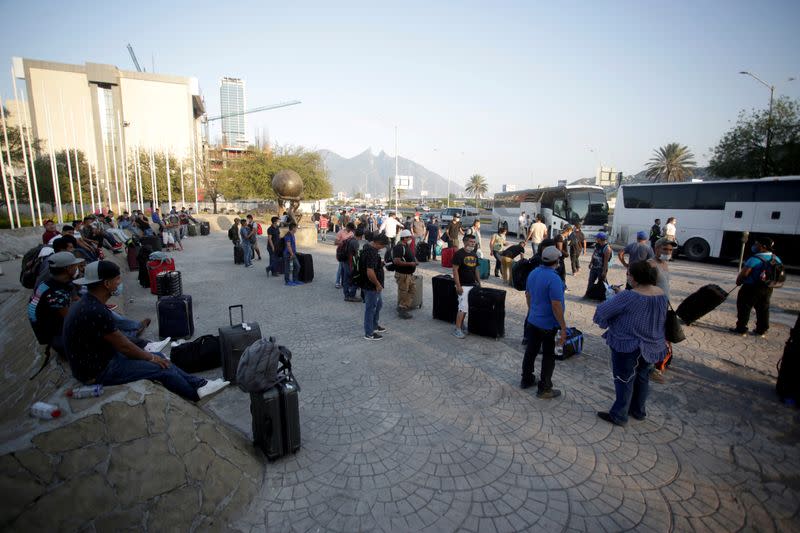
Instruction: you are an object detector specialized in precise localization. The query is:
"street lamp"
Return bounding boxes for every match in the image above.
[739,71,774,177]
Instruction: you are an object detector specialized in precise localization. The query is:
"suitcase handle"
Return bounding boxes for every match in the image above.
[228,305,244,326]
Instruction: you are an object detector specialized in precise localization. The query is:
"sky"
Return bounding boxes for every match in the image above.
[1,0,799,193]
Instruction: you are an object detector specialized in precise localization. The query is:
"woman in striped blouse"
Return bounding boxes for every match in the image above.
[593,261,668,426]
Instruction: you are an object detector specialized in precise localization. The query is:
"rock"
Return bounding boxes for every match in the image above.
[144,392,167,434]
[93,504,145,532]
[32,414,106,453]
[165,405,198,455]
[0,454,46,528]
[184,443,215,482]
[56,444,109,479]
[13,447,55,484]
[196,423,261,481]
[200,455,239,515]
[219,478,259,521]
[107,435,186,505]
[11,473,117,531]
[103,401,149,443]
[147,485,200,531]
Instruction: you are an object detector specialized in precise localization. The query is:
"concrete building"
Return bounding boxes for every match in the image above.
[220,77,246,150]
[12,56,204,207]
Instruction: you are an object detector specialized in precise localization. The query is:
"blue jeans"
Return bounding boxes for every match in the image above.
[97,352,207,402]
[242,241,253,266]
[342,262,356,298]
[364,289,382,336]
[609,348,652,424]
[112,312,140,337]
[284,254,301,282]
[335,261,344,285]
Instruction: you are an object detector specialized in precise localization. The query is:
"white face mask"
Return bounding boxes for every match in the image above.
[660,254,671,261]
[464,245,475,253]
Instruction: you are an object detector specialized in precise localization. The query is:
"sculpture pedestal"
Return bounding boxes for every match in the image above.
[280,225,317,248]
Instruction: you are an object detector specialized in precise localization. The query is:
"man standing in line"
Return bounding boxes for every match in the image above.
[283,223,303,286]
[334,223,355,289]
[465,219,483,257]
[266,216,281,276]
[228,218,241,246]
[584,232,612,297]
[239,218,254,268]
[452,234,480,339]
[649,218,662,251]
[380,212,403,247]
[521,246,567,399]
[412,213,426,245]
[362,234,390,340]
[730,237,782,337]
[445,214,464,248]
[392,229,418,319]
[246,214,262,260]
[343,228,364,302]
[619,230,655,271]
[518,211,527,237]
[568,223,586,276]
[424,216,440,260]
[525,214,548,255]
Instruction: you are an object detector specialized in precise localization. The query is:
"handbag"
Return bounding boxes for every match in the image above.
[665,303,686,343]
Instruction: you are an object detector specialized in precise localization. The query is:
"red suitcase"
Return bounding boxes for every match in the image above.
[441,247,456,269]
[147,258,175,295]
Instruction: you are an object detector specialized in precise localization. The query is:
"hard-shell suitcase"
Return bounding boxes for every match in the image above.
[187,224,198,237]
[126,244,140,271]
[410,274,423,309]
[477,258,490,280]
[219,305,262,384]
[200,221,210,235]
[296,253,314,283]
[676,284,729,325]
[776,313,800,403]
[441,247,456,269]
[250,379,301,460]
[156,270,183,297]
[467,287,506,338]
[148,258,176,295]
[140,235,162,252]
[432,274,458,323]
[157,295,194,339]
[268,254,285,276]
[416,242,430,262]
[234,244,244,265]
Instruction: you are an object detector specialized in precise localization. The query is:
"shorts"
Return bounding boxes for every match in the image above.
[162,231,175,245]
[457,285,474,313]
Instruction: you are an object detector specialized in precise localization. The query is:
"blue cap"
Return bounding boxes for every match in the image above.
[595,232,608,240]
[636,230,648,240]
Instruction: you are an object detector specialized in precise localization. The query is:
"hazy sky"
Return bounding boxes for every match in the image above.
[1,0,799,192]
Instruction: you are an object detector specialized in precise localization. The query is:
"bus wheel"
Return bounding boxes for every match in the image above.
[682,238,710,261]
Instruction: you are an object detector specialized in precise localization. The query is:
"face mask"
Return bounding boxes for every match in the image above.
[111,282,123,297]
[464,245,475,253]
[659,254,671,261]
[751,245,759,253]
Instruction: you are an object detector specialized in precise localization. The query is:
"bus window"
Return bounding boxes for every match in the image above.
[755,181,800,202]
[695,182,754,209]
[566,191,590,224]
[585,191,609,225]
[651,185,697,209]
[623,187,653,208]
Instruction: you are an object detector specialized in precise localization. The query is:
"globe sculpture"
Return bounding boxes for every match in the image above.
[271,169,304,224]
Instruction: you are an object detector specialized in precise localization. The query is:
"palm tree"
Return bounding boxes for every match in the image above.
[645,143,696,183]
[465,174,489,208]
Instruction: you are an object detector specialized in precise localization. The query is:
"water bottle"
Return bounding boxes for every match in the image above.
[31,401,62,419]
[66,385,104,399]
[555,346,564,357]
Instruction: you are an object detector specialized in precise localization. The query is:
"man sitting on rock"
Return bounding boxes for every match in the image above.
[64,261,228,401]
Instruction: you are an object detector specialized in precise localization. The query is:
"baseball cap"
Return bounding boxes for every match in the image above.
[636,230,648,240]
[47,251,83,268]
[654,237,677,248]
[73,260,121,285]
[541,246,561,264]
[595,232,608,240]
[399,229,413,238]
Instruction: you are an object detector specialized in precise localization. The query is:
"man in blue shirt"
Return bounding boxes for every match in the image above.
[521,246,567,399]
[283,223,303,285]
[731,237,782,337]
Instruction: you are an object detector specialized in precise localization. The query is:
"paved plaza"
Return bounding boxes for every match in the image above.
[117,227,800,532]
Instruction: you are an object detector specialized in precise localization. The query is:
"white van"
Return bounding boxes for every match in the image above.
[440,207,480,227]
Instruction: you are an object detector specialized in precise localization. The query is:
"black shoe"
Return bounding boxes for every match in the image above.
[375,325,387,333]
[399,310,413,319]
[597,411,624,426]
[536,388,562,399]
[728,328,748,336]
[364,333,383,340]
[629,412,646,421]
[520,376,537,389]
[752,330,767,338]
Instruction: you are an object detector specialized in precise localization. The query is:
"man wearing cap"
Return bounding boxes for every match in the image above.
[525,214,548,255]
[42,219,60,245]
[445,214,463,248]
[392,229,418,319]
[452,234,480,339]
[584,232,613,298]
[619,230,655,272]
[379,212,403,248]
[730,237,782,338]
[64,261,229,401]
[28,252,84,357]
[521,246,567,399]
[424,216,441,260]
[411,213,426,245]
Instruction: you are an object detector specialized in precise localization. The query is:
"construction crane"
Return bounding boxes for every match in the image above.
[127,43,144,72]
[204,100,301,122]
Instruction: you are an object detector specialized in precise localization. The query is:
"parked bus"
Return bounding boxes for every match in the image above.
[611,176,800,263]
[492,185,609,243]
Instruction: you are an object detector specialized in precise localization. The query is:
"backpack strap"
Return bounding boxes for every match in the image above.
[29,345,52,380]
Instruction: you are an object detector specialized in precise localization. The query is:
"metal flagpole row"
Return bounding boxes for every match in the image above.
[101,126,112,213]
[69,109,84,219]
[149,146,157,210]
[11,72,35,226]
[134,145,143,211]
[117,113,130,213]
[42,84,63,224]
[109,115,121,214]
[81,101,96,214]
[0,93,15,228]
[179,153,185,206]
[59,91,77,220]
[21,96,42,225]
[191,132,198,212]
[0,93,20,227]
[165,147,172,208]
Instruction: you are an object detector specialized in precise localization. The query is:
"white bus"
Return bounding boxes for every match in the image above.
[612,176,800,262]
[493,185,609,243]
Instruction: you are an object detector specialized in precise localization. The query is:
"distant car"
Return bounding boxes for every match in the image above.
[415,205,431,212]
[440,207,479,228]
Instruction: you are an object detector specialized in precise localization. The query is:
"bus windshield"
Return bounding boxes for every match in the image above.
[564,190,608,226]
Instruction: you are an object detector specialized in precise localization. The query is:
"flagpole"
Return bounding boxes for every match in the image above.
[81,102,96,214]
[116,113,130,213]
[21,95,42,225]
[109,117,121,214]
[59,91,77,219]
[179,154,185,206]
[0,93,20,227]
[69,110,85,218]
[42,86,63,224]
[0,139,12,228]
[149,146,157,210]
[12,72,35,226]
[191,131,198,212]
[100,127,112,214]
[134,145,142,211]
[165,148,172,208]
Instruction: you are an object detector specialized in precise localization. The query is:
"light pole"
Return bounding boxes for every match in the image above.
[739,71,774,177]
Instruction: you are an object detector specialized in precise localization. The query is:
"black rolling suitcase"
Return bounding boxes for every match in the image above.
[676,284,730,325]
[777,314,800,403]
[200,221,210,235]
[157,295,194,339]
[140,235,162,252]
[432,274,458,323]
[126,243,140,271]
[467,287,506,338]
[268,254,285,276]
[250,379,301,460]
[219,305,262,384]
[234,244,244,265]
[296,253,314,282]
[416,242,430,262]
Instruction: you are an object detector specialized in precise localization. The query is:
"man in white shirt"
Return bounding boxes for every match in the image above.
[518,212,527,236]
[380,212,403,247]
[525,214,549,255]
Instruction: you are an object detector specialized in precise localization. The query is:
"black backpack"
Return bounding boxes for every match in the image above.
[171,335,221,373]
[756,255,786,288]
[512,256,540,291]
[336,237,352,262]
[776,314,800,403]
[384,245,396,272]
[20,245,46,289]
[351,248,368,288]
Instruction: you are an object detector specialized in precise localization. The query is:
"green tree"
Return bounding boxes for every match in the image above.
[645,143,696,183]
[465,174,488,208]
[709,96,800,178]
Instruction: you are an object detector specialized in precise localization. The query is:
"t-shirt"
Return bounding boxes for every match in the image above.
[391,243,416,275]
[529,222,547,243]
[412,219,426,237]
[28,277,73,345]
[425,223,439,242]
[346,237,361,267]
[568,230,584,250]
[239,225,251,243]
[283,233,297,257]
[664,223,676,238]
[267,225,281,249]
[381,218,402,238]
[492,233,506,252]
[64,293,118,383]
[362,245,384,290]
[743,252,783,285]
[501,244,525,259]
[525,265,565,330]
[42,230,60,245]
[453,249,479,286]
[623,241,655,267]
[446,221,462,242]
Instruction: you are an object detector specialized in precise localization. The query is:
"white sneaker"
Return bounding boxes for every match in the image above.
[145,337,171,353]
[197,379,230,399]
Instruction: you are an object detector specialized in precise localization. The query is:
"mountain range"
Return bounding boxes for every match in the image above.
[318,149,463,199]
